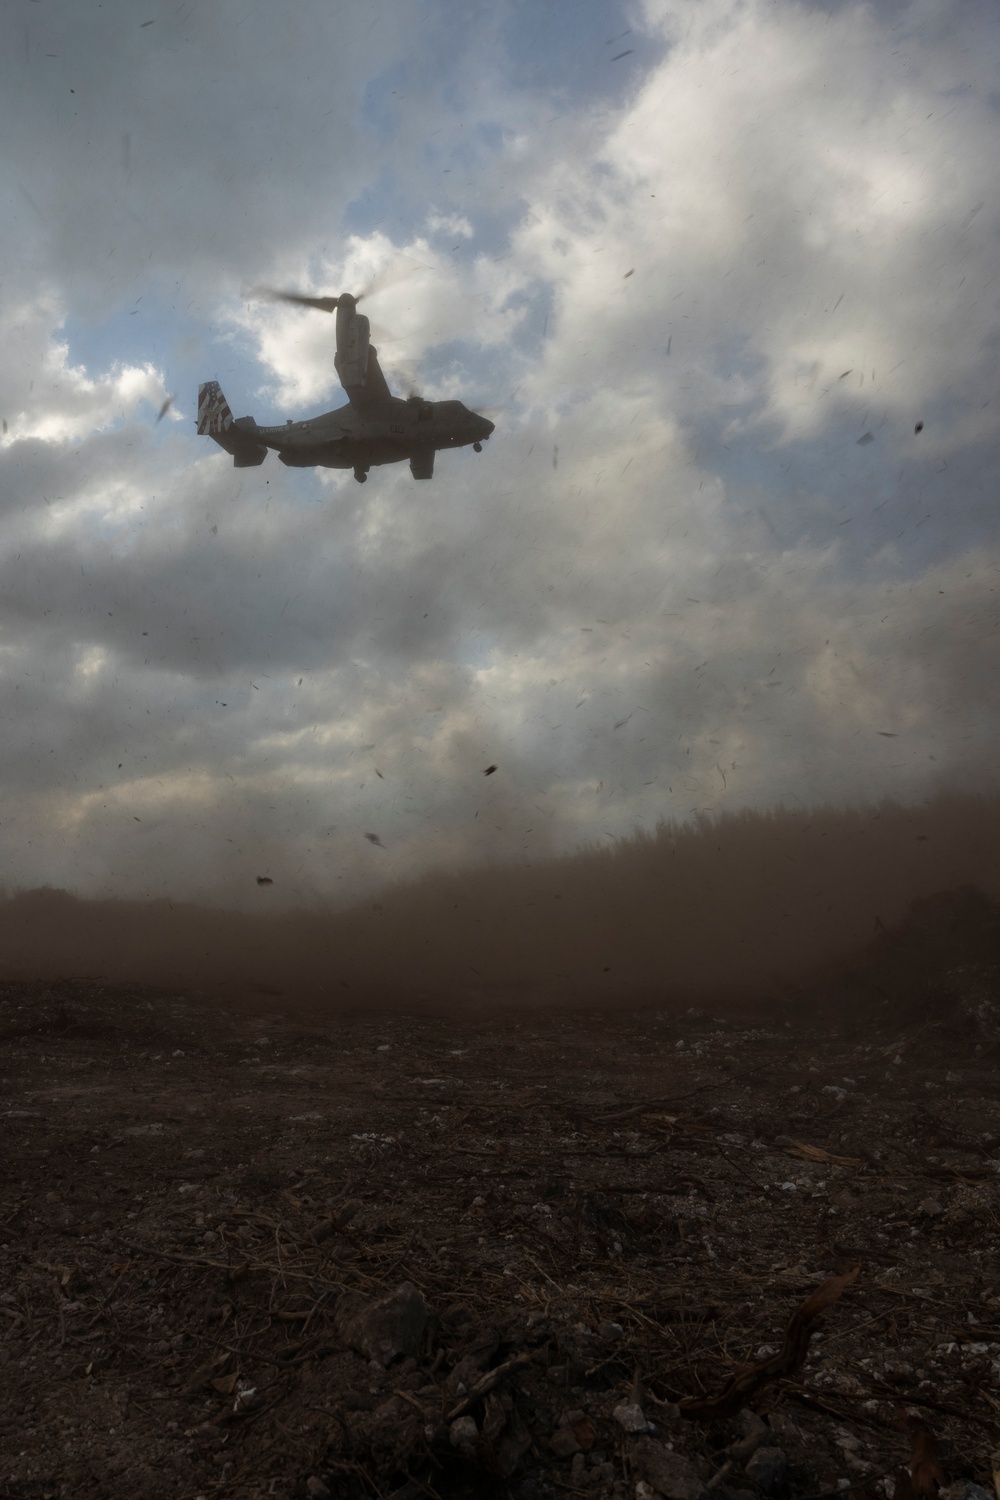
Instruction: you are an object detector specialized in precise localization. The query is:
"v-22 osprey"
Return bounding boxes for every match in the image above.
[197,287,494,483]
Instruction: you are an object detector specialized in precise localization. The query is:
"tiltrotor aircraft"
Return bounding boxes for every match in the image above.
[197,285,494,483]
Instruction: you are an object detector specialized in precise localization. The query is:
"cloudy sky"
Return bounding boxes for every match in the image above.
[2,0,998,909]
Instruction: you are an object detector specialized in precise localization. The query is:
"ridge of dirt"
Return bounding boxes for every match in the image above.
[1,893,999,1499]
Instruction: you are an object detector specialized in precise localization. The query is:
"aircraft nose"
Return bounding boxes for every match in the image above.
[477,414,495,439]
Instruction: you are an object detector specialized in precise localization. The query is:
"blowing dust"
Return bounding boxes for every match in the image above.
[1,792,998,1014]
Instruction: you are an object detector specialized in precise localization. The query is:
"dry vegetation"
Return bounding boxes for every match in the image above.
[1,873,999,1498]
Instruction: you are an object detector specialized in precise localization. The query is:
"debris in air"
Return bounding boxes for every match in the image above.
[483,765,497,776]
[915,420,924,433]
[623,269,634,279]
[255,876,273,886]
[611,49,634,60]
[856,431,875,445]
[364,832,384,847]
[155,397,175,423]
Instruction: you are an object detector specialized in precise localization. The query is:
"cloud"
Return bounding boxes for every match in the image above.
[1,0,998,911]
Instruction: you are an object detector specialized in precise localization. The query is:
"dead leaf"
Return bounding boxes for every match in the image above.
[211,1372,240,1395]
[904,1418,946,1497]
[678,1266,859,1420]
[573,1416,597,1452]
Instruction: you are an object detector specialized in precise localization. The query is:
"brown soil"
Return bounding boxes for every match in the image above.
[1,892,999,1500]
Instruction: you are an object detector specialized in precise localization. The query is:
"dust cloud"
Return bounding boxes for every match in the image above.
[2,791,997,1013]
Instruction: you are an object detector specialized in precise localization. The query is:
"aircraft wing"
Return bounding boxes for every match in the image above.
[348,344,393,408]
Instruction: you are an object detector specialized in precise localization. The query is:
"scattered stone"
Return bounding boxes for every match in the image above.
[918,1197,945,1217]
[6,968,1000,1500]
[615,1400,651,1433]
[334,1281,428,1366]
[744,1446,787,1495]
[729,1409,768,1460]
[550,1425,582,1457]
[310,1217,338,1244]
[631,1435,709,1500]
[449,1415,479,1453]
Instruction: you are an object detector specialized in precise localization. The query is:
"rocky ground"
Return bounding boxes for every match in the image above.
[1,890,999,1500]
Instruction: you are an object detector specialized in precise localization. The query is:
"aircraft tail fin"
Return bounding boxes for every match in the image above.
[197,381,234,436]
[197,382,267,467]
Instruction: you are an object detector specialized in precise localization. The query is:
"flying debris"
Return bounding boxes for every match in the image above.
[256,876,273,886]
[856,431,875,446]
[198,277,494,483]
[156,396,175,423]
[483,764,498,776]
[915,421,924,433]
[364,832,384,847]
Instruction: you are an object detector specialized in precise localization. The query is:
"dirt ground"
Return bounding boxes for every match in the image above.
[2,890,999,1500]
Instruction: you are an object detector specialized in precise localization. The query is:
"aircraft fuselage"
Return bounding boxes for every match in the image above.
[256,395,493,473]
[198,296,494,481]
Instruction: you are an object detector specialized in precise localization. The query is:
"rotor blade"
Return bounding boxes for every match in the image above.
[381,353,424,399]
[251,286,341,313]
[355,255,435,305]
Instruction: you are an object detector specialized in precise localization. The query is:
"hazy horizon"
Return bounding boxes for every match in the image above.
[3,790,997,1010]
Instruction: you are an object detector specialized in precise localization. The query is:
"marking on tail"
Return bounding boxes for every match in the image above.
[197,381,233,436]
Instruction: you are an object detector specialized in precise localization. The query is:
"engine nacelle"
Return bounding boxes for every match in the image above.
[334,302,371,391]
